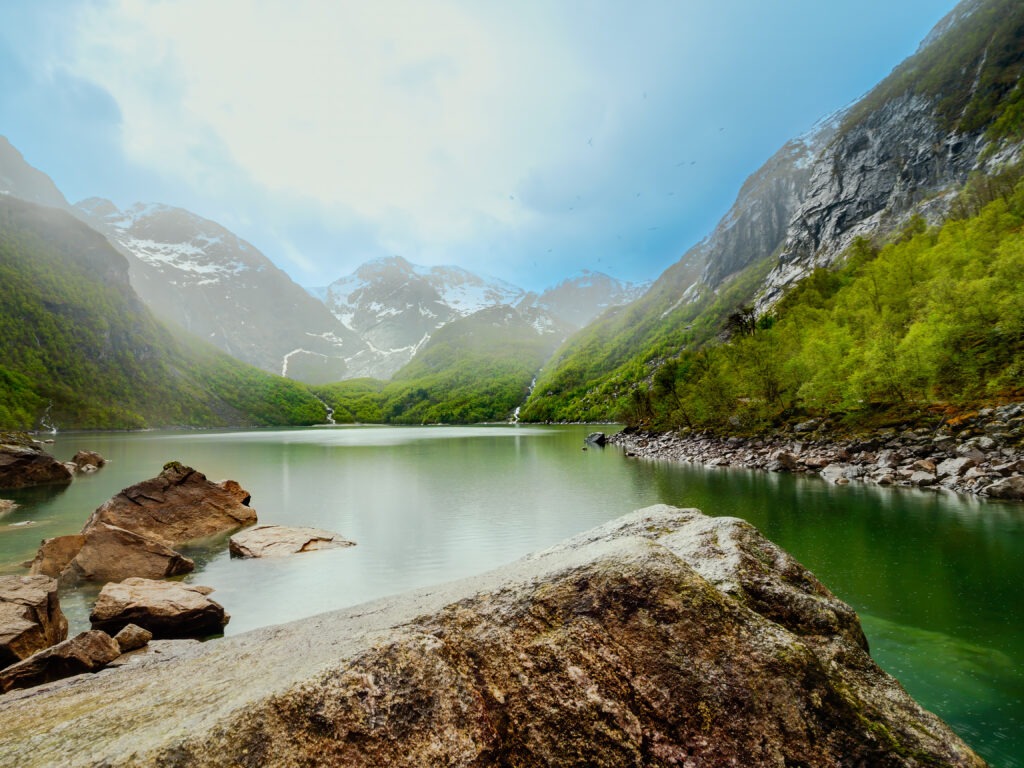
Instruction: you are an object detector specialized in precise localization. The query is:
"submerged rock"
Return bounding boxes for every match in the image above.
[229,525,355,558]
[0,506,982,766]
[71,450,106,473]
[0,575,67,668]
[0,630,120,693]
[90,578,229,639]
[0,433,73,490]
[0,499,16,516]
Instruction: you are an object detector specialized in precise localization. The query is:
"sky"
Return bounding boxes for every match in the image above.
[0,0,961,291]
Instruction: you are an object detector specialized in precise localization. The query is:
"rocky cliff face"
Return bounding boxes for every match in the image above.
[0,506,983,767]
[0,137,68,210]
[517,269,649,329]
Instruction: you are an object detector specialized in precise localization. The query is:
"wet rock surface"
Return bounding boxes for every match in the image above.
[0,432,73,490]
[90,577,229,639]
[70,450,106,474]
[228,525,355,558]
[0,575,67,668]
[0,506,983,767]
[611,404,1024,500]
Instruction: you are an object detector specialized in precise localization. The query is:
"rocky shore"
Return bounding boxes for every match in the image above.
[608,403,1024,500]
[0,506,984,766]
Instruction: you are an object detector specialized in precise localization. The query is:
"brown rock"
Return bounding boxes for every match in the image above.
[71,450,105,471]
[0,630,120,693]
[113,623,153,653]
[229,525,355,558]
[0,575,68,668]
[90,577,229,639]
[64,524,194,585]
[0,433,73,490]
[0,499,16,516]
[0,507,983,766]
[84,461,256,547]
[28,535,85,583]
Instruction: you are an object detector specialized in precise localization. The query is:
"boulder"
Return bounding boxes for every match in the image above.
[0,507,983,766]
[229,525,355,558]
[113,623,153,653]
[0,499,16,516]
[936,456,975,479]
[910,470,937,487]
[70,450,105,472]
[584,432,607,446]
[90,578,229,639]
[0,575,68,668]
[0,630,120,693]
[985,475,1024,500]
[84,461,256,547]
[28,535,86,583]
[61,524,194,585]
[819,462,860,484]
[0,432,73,490]
[766,450,797,471]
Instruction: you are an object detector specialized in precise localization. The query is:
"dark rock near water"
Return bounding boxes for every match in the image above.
[71,450,106,474]
[61,523,195,585]
[611,412,1023,501]
[0,507,983,765]
[584,431,608,446]
[0,630,120,693]
[0,433,73,490]
[228,525,354,558]
[90,577,229,639]
[0,575,67,668]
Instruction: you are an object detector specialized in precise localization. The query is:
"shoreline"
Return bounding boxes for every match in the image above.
[607,403,1024,501]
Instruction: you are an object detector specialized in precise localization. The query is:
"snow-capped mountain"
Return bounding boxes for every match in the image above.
[517,270,649,328]
[74,198,369,384]
[322,256,529,379]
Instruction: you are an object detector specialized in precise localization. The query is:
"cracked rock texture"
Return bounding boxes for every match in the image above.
[0,506,984,767]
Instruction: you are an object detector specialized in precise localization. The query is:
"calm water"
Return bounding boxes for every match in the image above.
[0,425,1021,766]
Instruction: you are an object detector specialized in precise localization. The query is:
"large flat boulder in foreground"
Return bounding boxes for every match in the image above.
[0,575,67,668]
[0,433,73,490]
[0,506,984,767]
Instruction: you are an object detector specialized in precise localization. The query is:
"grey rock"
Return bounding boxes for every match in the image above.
[0,507,983,767]
[228,525,355,559]
[936,457,975,479]
[910,471,937,487]
[985,475,1024,500]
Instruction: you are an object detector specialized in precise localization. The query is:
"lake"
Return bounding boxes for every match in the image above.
[0,424,1021,766]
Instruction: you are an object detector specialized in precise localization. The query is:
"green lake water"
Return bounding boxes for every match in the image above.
[0,424,1020,766]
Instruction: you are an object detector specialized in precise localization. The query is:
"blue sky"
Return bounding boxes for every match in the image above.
[0,0,960,291]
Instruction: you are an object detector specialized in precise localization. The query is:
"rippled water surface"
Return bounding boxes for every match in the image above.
[1,425,1020,766]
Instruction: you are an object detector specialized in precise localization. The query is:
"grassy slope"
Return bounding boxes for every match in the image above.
[318,307,558,424]
[0,196,325,430]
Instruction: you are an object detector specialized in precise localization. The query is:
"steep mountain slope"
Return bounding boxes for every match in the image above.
[73,199,367,385]
[523,0,1024,422]
[317,304,562,424]
[0,195,326,430]
[0,138,68,210]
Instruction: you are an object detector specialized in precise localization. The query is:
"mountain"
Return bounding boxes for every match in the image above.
[320,257,645,380]
[0,138,68,210]
[522,0,1024,423]
[73,199,368,385]
[517,270,650,329]
[0,195,327,430]
[317,304,563,424]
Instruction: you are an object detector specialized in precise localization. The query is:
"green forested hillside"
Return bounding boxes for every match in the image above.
[0,196,326,429]
[621,171,1024,431]
[317,306,557,424]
